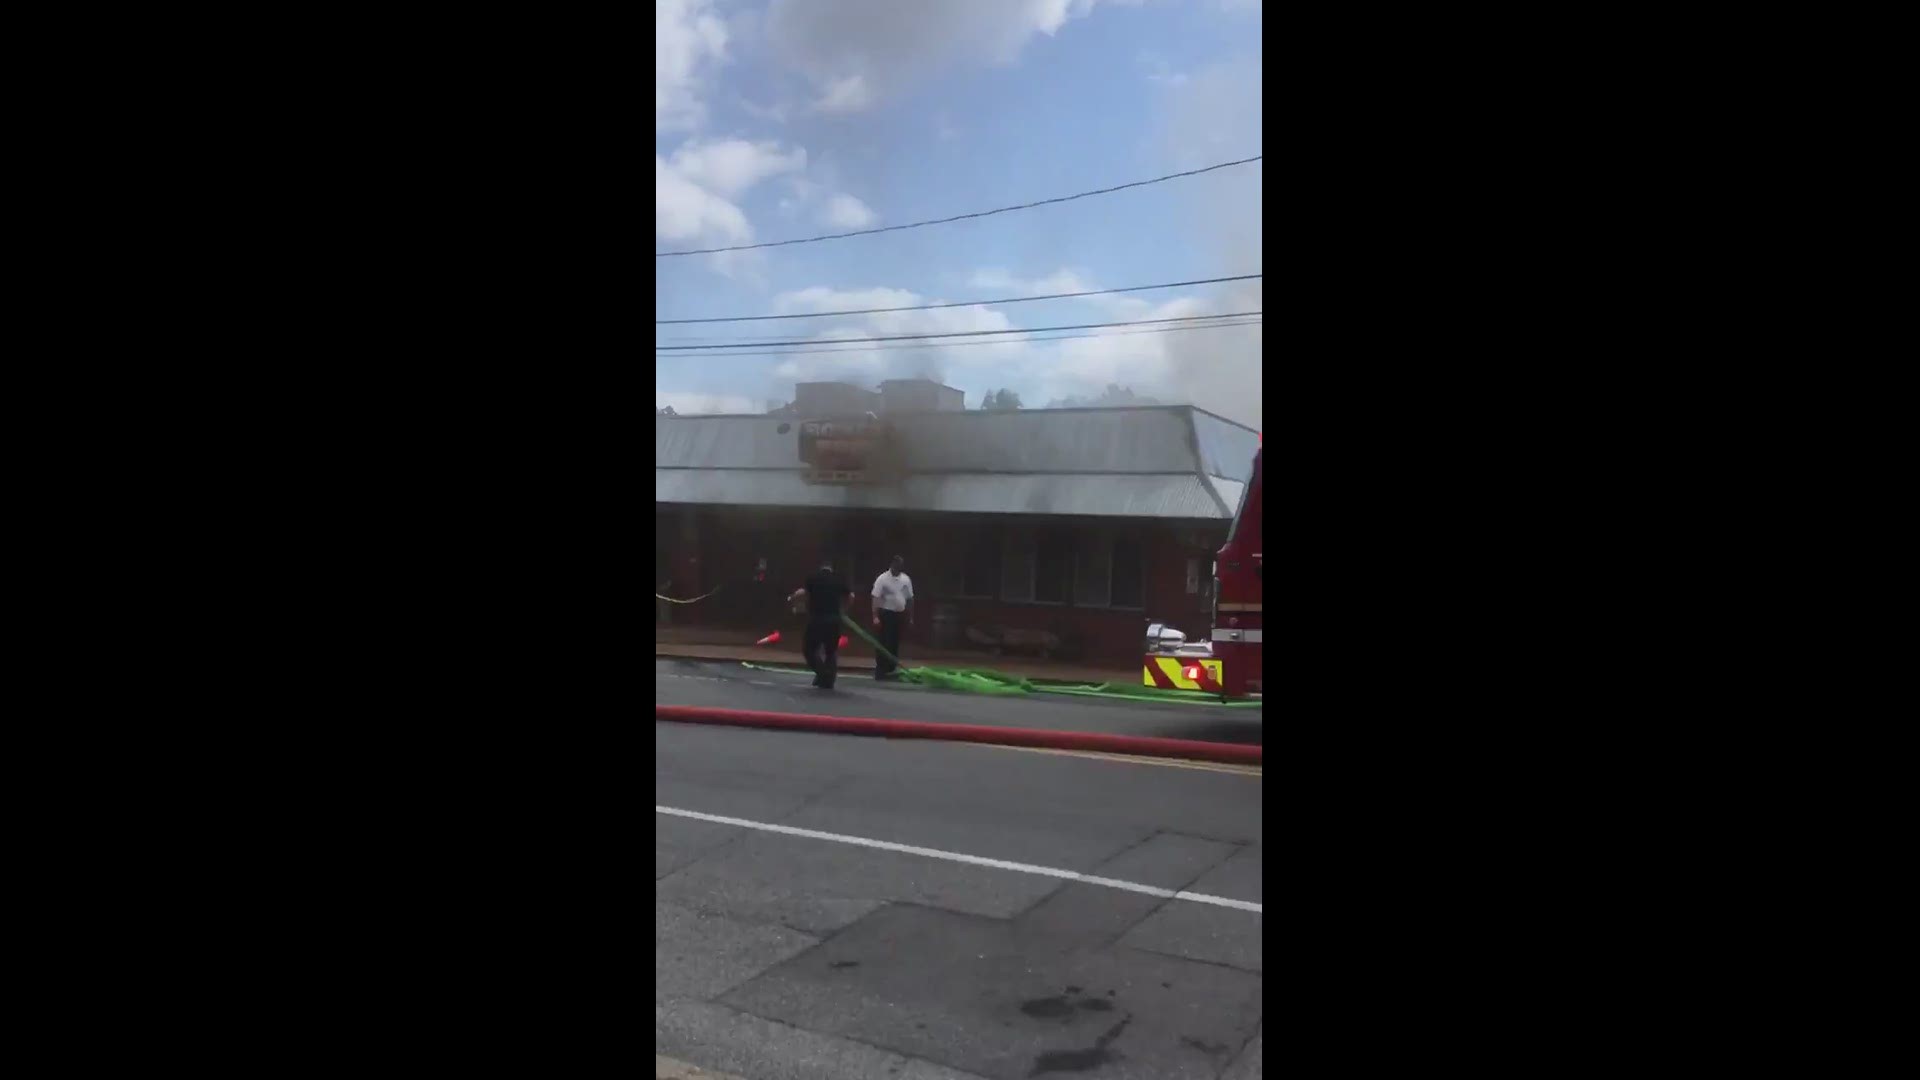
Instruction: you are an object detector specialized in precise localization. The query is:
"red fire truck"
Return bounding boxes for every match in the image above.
[1143,443,1262,698]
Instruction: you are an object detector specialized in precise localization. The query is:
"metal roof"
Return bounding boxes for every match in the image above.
[1210,478,1247,518]
[1192,411,1260,485]
[656,415,799,470]
[655,470,1228,519]
[655,405,1258,520]
[892,409,1198,473]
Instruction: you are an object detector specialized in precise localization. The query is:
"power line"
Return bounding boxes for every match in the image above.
[657,318,1262,353]
[654,318,1264,359]
[658,310,1259,344]
[659,318,1262,355]
[654,311,1263,351]
[656,273,1262,326]
[654,154,1263,257]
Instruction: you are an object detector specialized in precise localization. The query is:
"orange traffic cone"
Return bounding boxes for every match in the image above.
[755,630,781,646]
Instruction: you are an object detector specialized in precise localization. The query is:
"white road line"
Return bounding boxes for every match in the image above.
[655,805,1262,915]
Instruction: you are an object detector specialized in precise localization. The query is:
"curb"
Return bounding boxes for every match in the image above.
[655,651,1141,687]
[656,704,1262,765]
[658,650,861,667]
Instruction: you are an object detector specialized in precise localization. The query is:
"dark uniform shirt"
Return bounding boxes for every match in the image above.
[802,567,852,619]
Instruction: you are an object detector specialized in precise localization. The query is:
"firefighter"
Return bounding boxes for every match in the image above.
[869,555,914,680]
[788,560,853,689]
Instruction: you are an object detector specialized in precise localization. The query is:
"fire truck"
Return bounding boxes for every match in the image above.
[1143,442,1262,698]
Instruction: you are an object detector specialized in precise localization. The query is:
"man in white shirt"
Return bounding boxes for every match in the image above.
[870,555,914,679]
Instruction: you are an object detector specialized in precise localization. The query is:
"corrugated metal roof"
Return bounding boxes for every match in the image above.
[905,473,1225,518]
[653,404,1261,520]
[655,406,1236,473]
[1210,478,1247,518]
[656,415,799,470]
[1192,411,1261,484]
[655,469,1230,519]
[892,409,1198,473]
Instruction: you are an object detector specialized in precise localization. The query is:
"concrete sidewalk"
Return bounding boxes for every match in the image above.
[654,637,1138,686]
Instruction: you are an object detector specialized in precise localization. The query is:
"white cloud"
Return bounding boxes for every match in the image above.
[666,269,1253,413]
[768,284,910,313]
[966,268,1024,292]
[819,193,878,229]
[770,337,893,383]
[657,0,728,132]
[656,155,751,245]
[656,139,808,282]
[1140,50,1189,87]
[766,285,1029,384]
[1031,269,1103,297]
[955,266,1261,418]
[773,286,920,315]
[967,267,1150,316]
[1045,293,1213,383]
[704,247,771,284]
[656,391,760,415]
[764,0,1113,113]
[666,138,807,199]
[739,97,793,124]
[812,73,873,113]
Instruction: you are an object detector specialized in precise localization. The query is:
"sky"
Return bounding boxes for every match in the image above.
[656,0,1263,426]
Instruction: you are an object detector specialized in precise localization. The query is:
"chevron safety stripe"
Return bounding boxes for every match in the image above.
[1143,655,1225,692]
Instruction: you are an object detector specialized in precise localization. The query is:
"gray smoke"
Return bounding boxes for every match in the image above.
[1152,54,1263,430]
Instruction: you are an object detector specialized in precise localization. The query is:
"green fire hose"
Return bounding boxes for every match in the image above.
[741,613,1260,708]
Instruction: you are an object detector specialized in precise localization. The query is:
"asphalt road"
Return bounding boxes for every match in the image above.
[655,658,1264,747]
[656,716,1263,1080]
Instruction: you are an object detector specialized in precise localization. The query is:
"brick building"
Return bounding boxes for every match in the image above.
[654,381,1259,668]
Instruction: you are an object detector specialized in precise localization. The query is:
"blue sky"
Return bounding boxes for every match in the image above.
[656,0,1263,425]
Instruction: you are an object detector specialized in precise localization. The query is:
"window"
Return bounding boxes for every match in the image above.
[1185,555,1215,601]
[1074,531,1113,608]
[1000,530,1035,602]
[1034,531,1072,604]
[962,528,999,597]
[929,547,962,597]
[1111,535,1145,609]
[1072,531,1143,609]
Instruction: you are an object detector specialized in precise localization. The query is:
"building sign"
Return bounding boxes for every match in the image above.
[799,419,890,484]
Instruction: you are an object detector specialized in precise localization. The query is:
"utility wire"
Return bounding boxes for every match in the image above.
[657,319,1264,354]
[658,313,1259,344]
[654,312,1263,351]
[654,319,1264,360]
[654,154,1263,257]
[657,273,1263,326]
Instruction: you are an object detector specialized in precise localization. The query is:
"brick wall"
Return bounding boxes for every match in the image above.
[655,506,1228,667]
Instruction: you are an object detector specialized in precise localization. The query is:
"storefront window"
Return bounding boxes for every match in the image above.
[1112,536,1145,609]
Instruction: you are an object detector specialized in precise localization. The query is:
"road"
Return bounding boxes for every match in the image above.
[656,690,1264,1079]
[655,658,1263,747]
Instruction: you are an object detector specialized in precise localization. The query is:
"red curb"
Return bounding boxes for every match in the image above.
[656,704,1262,765]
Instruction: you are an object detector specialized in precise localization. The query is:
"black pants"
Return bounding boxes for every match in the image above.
[876,609,903,676]
[803,617,840,688]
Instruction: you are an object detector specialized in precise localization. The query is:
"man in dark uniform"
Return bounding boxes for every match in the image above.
[788,561,853,689]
